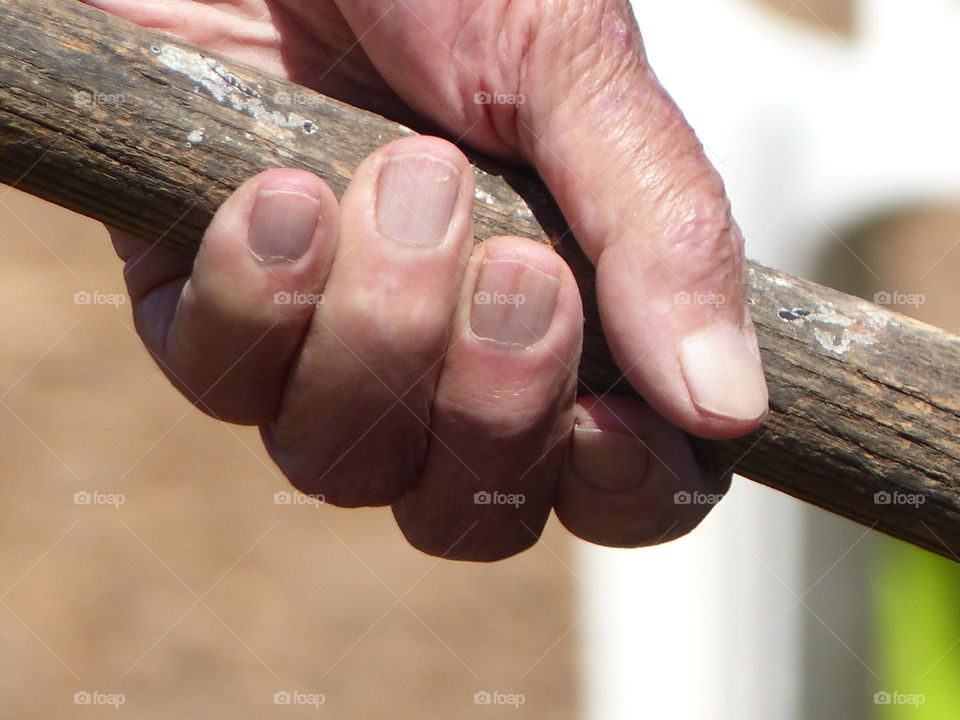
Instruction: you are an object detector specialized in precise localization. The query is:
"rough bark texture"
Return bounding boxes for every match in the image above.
[2,0,959,560]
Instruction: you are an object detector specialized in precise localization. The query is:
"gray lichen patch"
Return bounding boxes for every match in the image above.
[155,44,316,135]
[808,302,893,356]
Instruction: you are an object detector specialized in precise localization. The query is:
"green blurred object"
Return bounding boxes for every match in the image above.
[875,540,960,718]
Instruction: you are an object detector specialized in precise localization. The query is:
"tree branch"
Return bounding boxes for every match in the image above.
[2,0,959,559]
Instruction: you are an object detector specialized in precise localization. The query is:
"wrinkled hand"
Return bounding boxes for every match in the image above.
[82,0,768,560]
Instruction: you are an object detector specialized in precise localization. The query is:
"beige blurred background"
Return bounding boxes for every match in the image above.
[0,188,578,717]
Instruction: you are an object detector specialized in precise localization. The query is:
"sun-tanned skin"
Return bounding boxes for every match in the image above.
[80,0,768,560]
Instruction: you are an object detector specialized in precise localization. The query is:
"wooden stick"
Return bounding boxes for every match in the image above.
[2,0,959,560]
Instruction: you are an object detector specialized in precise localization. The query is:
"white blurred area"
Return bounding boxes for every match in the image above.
[581,1,960,718]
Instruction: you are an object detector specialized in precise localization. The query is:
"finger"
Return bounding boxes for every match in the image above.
[262,136,476,507]
[555,395,726,548]
[110,227,193,319]
[393,235,582,562]
[78,0,289,75]
[123,168,339,425]
[515,0,768,439]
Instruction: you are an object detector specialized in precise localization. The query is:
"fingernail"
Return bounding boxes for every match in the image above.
[471,259,559,348]
[248,189,320,263]
[679,324,769,421]
[376,153,460,247]
[570,426,650,493]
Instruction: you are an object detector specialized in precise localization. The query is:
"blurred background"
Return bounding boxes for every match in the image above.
[584,0,960,718]
[1,0,959,717]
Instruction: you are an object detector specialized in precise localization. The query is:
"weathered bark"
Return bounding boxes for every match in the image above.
[1,0,958,560]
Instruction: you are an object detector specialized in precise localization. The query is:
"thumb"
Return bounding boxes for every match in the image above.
[517,1,768,439]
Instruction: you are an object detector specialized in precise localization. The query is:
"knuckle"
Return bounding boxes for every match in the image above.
[518,0,645,140]
[276,459,413,509]
[265,418,427,508]
[662,181,744,289]
[338,280,450,364]
[562,493,711,549]
[438,387,554,443]
[398,512,539,562]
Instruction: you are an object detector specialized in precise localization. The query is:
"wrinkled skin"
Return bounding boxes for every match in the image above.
[80,0,768,560]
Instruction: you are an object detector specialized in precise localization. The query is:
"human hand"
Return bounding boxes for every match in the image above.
[82,0,767,559]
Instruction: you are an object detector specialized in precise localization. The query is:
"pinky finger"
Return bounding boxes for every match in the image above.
[554,395,726,548]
